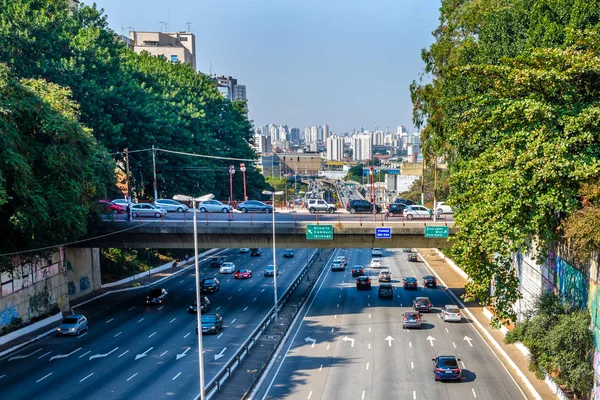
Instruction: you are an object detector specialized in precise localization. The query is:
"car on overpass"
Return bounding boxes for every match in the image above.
[200,277,220,293]
[346,199,382,214]
[386,203,407,217]
[403,205,433,220]
[435,201,453,216]
[57,315,88,336]
[433,356,462,381]
[306,199,337,213]
[98,200,125,215]
[236,200,273,213]
[394,198,416,206]
[131,203,167,218]
[197,199,232,213]
[155,199,189,213]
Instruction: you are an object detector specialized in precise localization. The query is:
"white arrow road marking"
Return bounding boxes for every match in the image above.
[89,347,118,361]
[135,347,153,360]
[176,347,190,360]
[49,347,82,361]
[342,336,355,347]
[464,336,473,347]
[214,347,227,361]
[305,337,316,348]
[426,336,436,347]
[385,336,394,347]
[9,348,43,361]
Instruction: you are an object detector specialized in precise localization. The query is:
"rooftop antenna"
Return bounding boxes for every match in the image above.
[186,21,193,32]
[158,21,167,32]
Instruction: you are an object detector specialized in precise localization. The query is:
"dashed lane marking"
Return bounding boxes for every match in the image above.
[453,342,456,348]
[445,328,449,333]
[184,333,191,338]
[253,297,257,302]
[0,374,5,379]
[114,332,122,338]
[158,306,164,311]
[361,391,365,400]
[128,306,136,311]
[80,373,94,383]
[170,318,176,323]
[326,344,330,350]
[366,363,369,370]
[218,333,224,338]
[106,318,114,323]
[238,288,242,292]
[79,351,91,359]
[261,289,265,293]
[216,307,221,311]
[138,318,145,323]
[411,362,414,369]
[180,280,185,283]
[413,391,416,399]
[243,307,248,311]
[127,373,138,381]
[172,372,182,381]
[231,319,237,324]
[228,296,232,300]
[319,365,323,371]
[148,332,157,338]
[307,391,313,399]
[36,373,52,383]
[368,343,371,349]
[472,388,477,398]
[77,333,87,339]
[160,351,168,357]
[37,351,51,359]
[118,350,129,358]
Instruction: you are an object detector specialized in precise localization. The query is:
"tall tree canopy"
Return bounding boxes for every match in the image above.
[412,0,600,321]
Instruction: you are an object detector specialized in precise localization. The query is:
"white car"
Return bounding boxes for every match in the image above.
[436,202,453,216]
[371,248,383,257]
[335,256,347,266]
[239,248,250,253]
[370,258,382,268]
[198,200,233,213]
[403,205,433,220]
[441,305,462,322]
[155,199,189,213]
[219,262,236,274]
[131,203,167,218]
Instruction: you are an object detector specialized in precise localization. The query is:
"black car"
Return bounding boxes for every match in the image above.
[413,296,432,312]
[386,203,407,216]
[346,199,382,214]
[394,198,416,206]
[356,276,371,290]
[250,248,261,257]
[283,249,294,258]
[351,266,364,277]
[188,296,211,313]
[146,288,168,305]
[403,277,418,289]
[200,277,220,293]
[423,275,438,288]
[378,282,394,298]
[236,200,273,213]
[408,253,419,262]
[210,256,225,268]
[199,314,223,334]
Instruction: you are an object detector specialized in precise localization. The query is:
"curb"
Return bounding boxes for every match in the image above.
[0,327,58,359]
[432,248,469,280]
[418,251,543,400]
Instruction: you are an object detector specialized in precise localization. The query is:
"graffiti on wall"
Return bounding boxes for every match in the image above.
[0,303,20,327]
[554,256,588,309]
[28,287,51,315]
[68,281,76,296]
[79,276,90,292]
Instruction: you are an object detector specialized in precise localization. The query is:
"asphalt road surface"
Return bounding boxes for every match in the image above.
[255,248,527,400]
[0,248,315,400]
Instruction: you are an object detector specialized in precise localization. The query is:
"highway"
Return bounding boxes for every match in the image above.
[0,248,315,400]
[256,248,526,400]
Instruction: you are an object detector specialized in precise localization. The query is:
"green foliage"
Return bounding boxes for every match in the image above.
[345,164,364,182]
[399,165,450,207]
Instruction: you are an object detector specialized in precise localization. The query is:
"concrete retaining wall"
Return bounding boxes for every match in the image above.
[0,312,62,346]
[64,248,101,301]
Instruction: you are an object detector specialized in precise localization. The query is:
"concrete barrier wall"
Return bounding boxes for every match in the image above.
[0,312,62,346]
[64,248,101,301]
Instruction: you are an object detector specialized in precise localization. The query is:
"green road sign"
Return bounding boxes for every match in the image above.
[424,226,449,239]
[306,225,334,240]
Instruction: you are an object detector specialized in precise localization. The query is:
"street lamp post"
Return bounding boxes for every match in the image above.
[229,165,235,207]
[192,200,206,400]
[262,189,284,325]
[240,163,247,201]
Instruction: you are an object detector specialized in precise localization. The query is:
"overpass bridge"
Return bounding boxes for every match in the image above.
[82,212,457,249]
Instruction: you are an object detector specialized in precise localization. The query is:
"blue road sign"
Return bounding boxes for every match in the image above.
[375,227,392,238]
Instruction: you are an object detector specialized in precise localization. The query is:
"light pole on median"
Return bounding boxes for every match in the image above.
[192,200,206,400]
[262,189,284,326]
[240,163,247,201]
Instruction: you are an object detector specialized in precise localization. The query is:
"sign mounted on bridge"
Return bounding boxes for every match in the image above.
[424,226,449,238]
[375,227,392,238]
[306,225,334,240]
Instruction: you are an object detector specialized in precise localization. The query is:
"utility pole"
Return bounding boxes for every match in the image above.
[125,148,131,221]
[152,145,158,202]
[420,158,425,206]
[433,157,438,221]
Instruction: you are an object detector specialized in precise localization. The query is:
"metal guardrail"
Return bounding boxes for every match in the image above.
[199,249,322,400]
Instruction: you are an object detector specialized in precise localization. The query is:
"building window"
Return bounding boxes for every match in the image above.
[179,36,188,41]
[143,41,159,46]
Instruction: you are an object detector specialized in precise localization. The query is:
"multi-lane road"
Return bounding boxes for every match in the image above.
[256,248,526,400]
[0,248,315,400]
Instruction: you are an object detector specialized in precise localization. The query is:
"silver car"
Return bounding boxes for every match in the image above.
[57,314,88,336]
[131,203,167,218]
[442,305,462,322]
[197,200,232,213]
[155,199,188,213]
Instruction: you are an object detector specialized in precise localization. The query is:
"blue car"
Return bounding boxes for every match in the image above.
[433,356,462,381]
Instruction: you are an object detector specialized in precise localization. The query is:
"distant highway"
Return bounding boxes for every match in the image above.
[0,248,315,400]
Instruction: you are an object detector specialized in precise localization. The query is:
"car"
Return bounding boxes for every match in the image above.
[283,249,294,258]
[356,276,371,290]
[351,266,364,277]
[57,314,88,336]
[403,205,433,220]
[306,199,337,213]
[209,256,225,268]
[408,253,419,262]
[234,268,252,279]
[146,288,168,304]
[378,282,394,298]
[155,199,189,213]
[394,198,416,206]
[433,356,462,381]
[250,248,262,257]
[112,199,130,207]
[98,200,125,214]
[334,256,347,267]
[236,200,273,213]
[402,311,422,329]
[200,277,220,293]
[131,203,167,218]
[199,314,223,334]
[386,203,407,217]
[413,296,432,312]
[264,265,279,277]
[423,275,437,288]
[188,296,211,314]
[220,262,236,274]
[403,277,418,289]
[378,270,392,282]
[402,248,414,253]
[346,199,382,214]
[239,248,250,253]
[370,258,382,269]
[371,248,383,257]
[197,199,232,213]
[435,201,453,216]
[331,260,345,271]
[441,305,462,322]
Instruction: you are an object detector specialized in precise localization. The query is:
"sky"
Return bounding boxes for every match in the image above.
[92,0,441,134]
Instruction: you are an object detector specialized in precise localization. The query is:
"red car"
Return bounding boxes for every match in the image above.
[98,200,125,214]
[234,269,252,279]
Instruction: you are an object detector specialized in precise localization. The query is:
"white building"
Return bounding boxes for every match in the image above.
[351,134,372,161]
[215,75,247,102]
[373,130,384,146]
[323,124,329,142]
[326,136,344,161]
[130,31,196,70]
[256,135,272,154]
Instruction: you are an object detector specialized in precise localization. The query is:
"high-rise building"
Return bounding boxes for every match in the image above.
[290,127,300,143]
[323,124,330,142]
[256,135,272,154]
[304,128,311,144]
[326,136,344,161]
[308,126,318,144]
[215,75,247,102]
[373,131,384,146]
[262,124,269,137]
[352,134,373,161]
[130,31,196,70]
